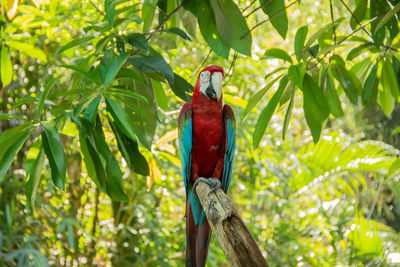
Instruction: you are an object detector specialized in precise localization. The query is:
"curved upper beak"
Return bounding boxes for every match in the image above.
[210,72,223,101]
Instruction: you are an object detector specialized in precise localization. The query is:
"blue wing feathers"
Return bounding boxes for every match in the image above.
[222,105,236,193]
[179,104,205,225]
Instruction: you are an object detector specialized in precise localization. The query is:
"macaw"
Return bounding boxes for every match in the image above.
[178,65,236,267]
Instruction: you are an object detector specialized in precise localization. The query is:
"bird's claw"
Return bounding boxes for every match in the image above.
[192,177,221,196]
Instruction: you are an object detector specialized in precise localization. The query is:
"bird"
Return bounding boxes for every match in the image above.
[178,65,236,267]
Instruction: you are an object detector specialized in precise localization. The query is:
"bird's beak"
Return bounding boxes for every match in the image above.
[210,72,223,102]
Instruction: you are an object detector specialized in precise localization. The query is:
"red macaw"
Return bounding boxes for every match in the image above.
[178,65,236,267]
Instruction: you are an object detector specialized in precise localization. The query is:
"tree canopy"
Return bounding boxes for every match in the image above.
[1,0,400,266]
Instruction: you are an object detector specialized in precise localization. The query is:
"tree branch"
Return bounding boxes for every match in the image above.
[195,181,269,267]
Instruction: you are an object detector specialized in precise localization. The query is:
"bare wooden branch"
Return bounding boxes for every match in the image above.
[194,181,269,267]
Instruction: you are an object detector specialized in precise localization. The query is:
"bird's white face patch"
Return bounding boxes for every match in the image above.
[199,70,223,101]
[199,71,211,94]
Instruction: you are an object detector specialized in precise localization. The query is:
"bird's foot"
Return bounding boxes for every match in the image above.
[192,177,221,196]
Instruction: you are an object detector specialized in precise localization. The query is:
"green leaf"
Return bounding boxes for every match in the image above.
[105,0,115,27]
[379,80,395,117]
[0,113,28,121]
[210,0,252,56]
[370,0,386,46]
[83,95,101,123]
[362,64,379,107]
[142,1,155,31]
[262,48,292,63]
[322,70,344,118]
[282,90,295,140]
[382,57,399,100]
[128,55,174,85]
[129,79,157,150]
[388,157,400,177]
[374,2,400,34]
[79,117,129,201]
[347,43,374,61]
[259,0,288,39]
[294,26,308,62]
[152,79,168,110]
[0,128,32,182]
[287,63,306,88]
[56,36,94,56]
[302,74,329,143]
[116,68,148,85]
[61,64,101,85]
[350,0,366,30]
[330,63,360,104]
[1,46,13,87]
[7,41,47,62]
[0,124,32,160]
[37,77,58,119]
[109,119,149,176]
[170,73,192,102]
[105,97,136,140]
[41,123,67,190]
[104,53,129,86]
[165,27,191,41]
[109,89,148,103]
[198,1,230,58]
[242,75,283,119]
[305,18,345,48]
[126,33,149,51]
[183,0,202,16]
[392,126,400,136]
[26,147,45,211]
[253,76,288,149]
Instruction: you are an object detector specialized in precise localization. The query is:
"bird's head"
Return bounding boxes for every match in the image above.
[194,65,224,102]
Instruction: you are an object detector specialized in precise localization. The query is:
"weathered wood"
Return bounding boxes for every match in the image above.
[195,181,269,267]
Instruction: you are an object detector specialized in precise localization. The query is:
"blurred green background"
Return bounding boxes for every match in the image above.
[1,0,400,266]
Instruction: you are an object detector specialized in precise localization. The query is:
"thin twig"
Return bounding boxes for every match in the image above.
[146,3,183,41]
[329,0,337,45]
[157,107,180,116]
[89,0,105,16]
[190,49,212,81]
[242,0,258,13]
[338,0,397,52]
[308,14,384,70]
[223,52,238,87]
[241,0,299,39]
[338,0,370,36]
[245,0,273,18]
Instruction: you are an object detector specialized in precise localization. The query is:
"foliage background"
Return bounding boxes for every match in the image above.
[1,0,400,266]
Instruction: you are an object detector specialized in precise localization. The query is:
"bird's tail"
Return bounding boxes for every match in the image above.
[186,198,212,267]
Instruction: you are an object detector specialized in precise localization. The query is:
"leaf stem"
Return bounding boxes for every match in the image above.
[241,0,299,39]
[245,0,273,18]
[329,0,336,45]
[146,3,183,41]
[89,0,105,16]
[308,14,384,70]
[190,49,212,81]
